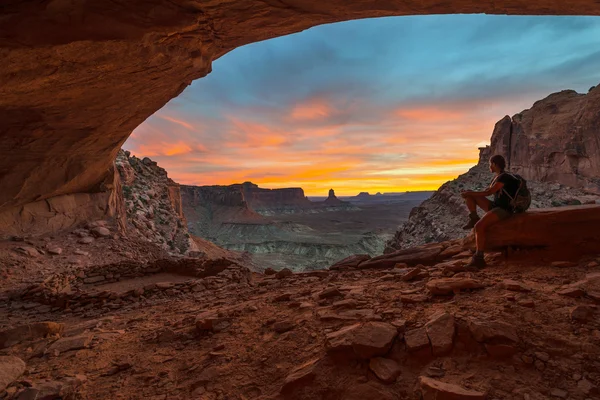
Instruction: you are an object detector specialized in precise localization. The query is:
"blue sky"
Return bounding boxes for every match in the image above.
[125,15,600,195]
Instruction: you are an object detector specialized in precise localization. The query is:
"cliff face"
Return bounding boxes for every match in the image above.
[180,185,264,240]
[115,151,197,254]
[235,182,313,214]
[489,87,600,193]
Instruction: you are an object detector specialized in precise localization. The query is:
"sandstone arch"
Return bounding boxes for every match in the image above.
[2,1,600,236]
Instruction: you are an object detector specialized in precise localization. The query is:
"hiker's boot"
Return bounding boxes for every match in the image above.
[466,252,486,270]
[462,212,480,230]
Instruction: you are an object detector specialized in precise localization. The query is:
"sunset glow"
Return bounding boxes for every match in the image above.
[125,15,600,196]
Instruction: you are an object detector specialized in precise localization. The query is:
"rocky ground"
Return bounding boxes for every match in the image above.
[386,162,600,253]
[1,228,600,400]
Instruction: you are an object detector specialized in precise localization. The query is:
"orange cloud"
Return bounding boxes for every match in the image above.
[395,107,466,122]
[158,115,196,130]
[290,98,333,120]
[137,141,205,157]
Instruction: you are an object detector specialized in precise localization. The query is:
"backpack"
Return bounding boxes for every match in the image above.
[502,173,531,213]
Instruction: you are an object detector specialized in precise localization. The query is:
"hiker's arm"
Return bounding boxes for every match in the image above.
[461,182,504,198]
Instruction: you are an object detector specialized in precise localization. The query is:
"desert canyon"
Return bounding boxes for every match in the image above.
[2,2,600,400]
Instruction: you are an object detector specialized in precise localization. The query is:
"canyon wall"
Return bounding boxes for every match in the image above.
[489,87,600,193]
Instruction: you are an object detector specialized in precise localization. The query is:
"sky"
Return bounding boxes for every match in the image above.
[124,15,600,196]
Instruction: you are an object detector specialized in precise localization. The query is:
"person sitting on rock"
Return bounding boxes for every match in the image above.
[460,154,520,268]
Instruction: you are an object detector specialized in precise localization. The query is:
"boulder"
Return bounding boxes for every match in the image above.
[0,322,64,349]
[359,245,443,269]
[276,268,293,279]
[463,205,600,255]
[329,254,371,270]
[91,226,111,237]
[281,359,319,393]
[405,328,430,352]
[351,322,398,359]
[571,305,596,322]
[500,280,530,292]
[467,319,519,344]
[318,287,343,299]
[48,334,93,353]
[425,312,455,355]
[15,246,39,257]
[326,322,397,359]
[273,321,295,333]
[0,356,26,392]
[196,312,231,333]
[369,358,401,384]
[419,376,486,400]
[426,278,485,295]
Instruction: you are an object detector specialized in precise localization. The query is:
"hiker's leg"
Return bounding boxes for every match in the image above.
[463,196,492,230]
[474,210,502,253]
[474,196,493,212]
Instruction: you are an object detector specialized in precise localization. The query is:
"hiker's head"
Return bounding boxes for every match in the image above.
[489,155,506,173]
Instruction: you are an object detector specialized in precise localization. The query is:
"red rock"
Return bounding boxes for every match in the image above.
[462,206,600,254]
[351,322,398,359]
[329,254,371,270]
[359,245,443,269]
[419,376,486,400]
[318,287,343,299]
[571,305,596,322]
[390,319,406,333]
[0,322,64,349]
[557,286,585,297]
[272,321,295,333]
[325,322,397,359]
[401,266,424,282]
[400,294,429,304]
[273,293,292,302]
[440,245,465,258]
[276,268,293,279]
[264,268,276,275]
[332,299,357,309]
[47,247,63,255]
[484,344,517,358]
[500,280,530,292]
[552,261,577,268]
[467,319,519,344]
[281,358,319,393]
[369,358,401,384]
[15,246,39,257]
[48,334,93,353]
[426,278,485,295]
[326,324,361,354]
[195,312,231,333]
[91,226,110,237]
[425,312,455,355]
[0,356,26,392]
[405,328,430,352]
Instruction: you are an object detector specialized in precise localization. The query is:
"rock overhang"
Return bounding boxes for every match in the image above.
[2,0,600,215]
